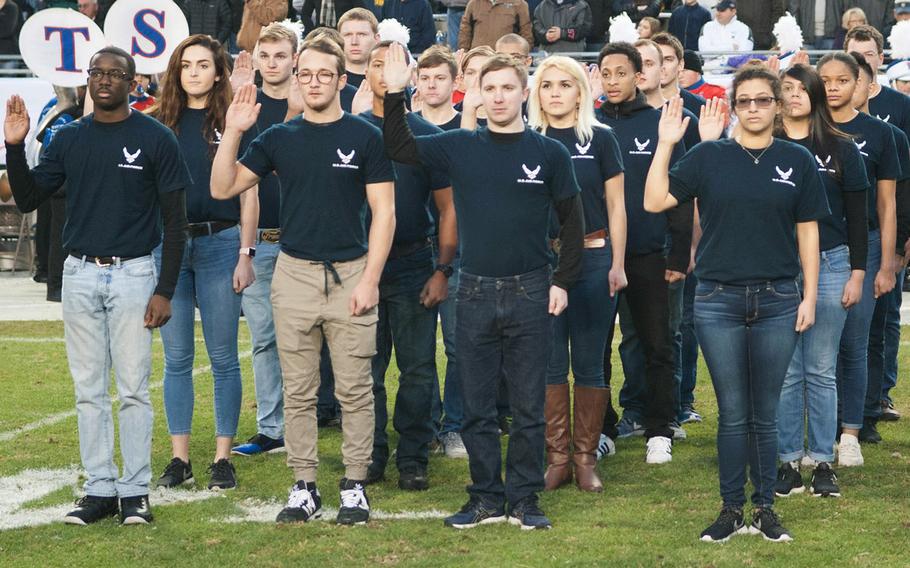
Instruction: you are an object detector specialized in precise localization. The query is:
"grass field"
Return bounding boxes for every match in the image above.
[0,320,908,567]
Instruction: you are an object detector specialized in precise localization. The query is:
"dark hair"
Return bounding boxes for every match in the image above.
[479,54,528,88]
[777,64,851,182]
[368,40,411,65]
[417,45,458,78]
[90,46,136,77]
[849,51,874,80]
[652,32,683,62]
[844,24,884,54]
[730,64,781,102]
[305,26,344,51]
[817,51,859,79]
[598,42,642,73]
[298,36,346,76]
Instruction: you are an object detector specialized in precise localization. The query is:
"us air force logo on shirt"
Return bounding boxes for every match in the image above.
[876,114,891,123]
[333,148,358,169]
[573,141,594,160]
[214,128,223,145]
[772,165,796,187]
[118,147,143,170]
[855,140,868,156]
[518,164,544,184]
[815,154,835,174]
[629,137,652,155]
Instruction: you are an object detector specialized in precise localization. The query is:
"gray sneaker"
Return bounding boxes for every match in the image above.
[670,421,688,440]
[616,416,645,438]
[441,432,468,459]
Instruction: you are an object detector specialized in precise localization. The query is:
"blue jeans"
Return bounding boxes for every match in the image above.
[866,267,905,417]
[431,251,463,436]
[62,255,156,498]
[695,279,801,508]
[154,226,243,437]
[371,246,438,469]
[548,247,618,387]
[837,230,882,429]
[446,8,465,51]
[241,238,283,439]
[679,274,699,415]
[778,245,850,463]
[457,266,551,505]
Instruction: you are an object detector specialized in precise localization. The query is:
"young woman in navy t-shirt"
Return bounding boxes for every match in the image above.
[527,55,627,493]
[150,35,258,491]
[643,65,830,543]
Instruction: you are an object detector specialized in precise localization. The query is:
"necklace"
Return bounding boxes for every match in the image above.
[736,137,773,164]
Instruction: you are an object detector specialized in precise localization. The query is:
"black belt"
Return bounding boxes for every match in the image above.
[187,221,236,238]
[388,239,430,260]
[70,253,142,266]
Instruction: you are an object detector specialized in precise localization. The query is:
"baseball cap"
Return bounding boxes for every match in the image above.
[683,50,703,74]
[895,1,910,15]
[715,0,736,10]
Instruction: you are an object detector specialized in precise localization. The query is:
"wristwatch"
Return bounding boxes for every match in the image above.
[239,247,256,258]
[435,263,454,278]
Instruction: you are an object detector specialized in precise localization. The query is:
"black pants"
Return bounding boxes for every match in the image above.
[47,195,66,296]
[35,200,51,276]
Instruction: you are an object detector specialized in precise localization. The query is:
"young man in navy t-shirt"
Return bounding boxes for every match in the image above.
[4,47,191,526]
[382,44,585,530]
[358,41,458,490]
[211,37,396,526]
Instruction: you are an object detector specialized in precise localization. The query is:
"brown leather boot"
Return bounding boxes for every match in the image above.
[573,385,609,492]
[544,383,573,490]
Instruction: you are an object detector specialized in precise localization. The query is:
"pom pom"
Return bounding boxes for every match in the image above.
[772,12,804,53]
[378,18,411,46]
[277,18,305,43]
[888,20,910,60]
[608,12,639,45]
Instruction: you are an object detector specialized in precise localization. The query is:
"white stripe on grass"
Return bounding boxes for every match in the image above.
[220,499,451,523]
[0,351,252,443]
[0,337,232,343]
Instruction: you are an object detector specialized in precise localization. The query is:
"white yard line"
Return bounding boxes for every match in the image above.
[0,336,239,343]
[0,351,252,443]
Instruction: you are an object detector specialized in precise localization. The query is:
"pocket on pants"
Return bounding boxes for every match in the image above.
[694,281,722,300]
[770,280,801,299]
[344,308,379,358]
[62,256,80,277]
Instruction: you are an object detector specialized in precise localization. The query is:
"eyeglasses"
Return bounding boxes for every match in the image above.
[87,68,132,82]
[734,96,777,110]
[296,70,336,84]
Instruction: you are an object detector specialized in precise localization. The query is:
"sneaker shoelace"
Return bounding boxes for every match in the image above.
[755,508,782,528]
[207,460,233,478]
[715,506,743,528]
[340,484,368,510]
[163,458,187,478]
[287,486,315,511]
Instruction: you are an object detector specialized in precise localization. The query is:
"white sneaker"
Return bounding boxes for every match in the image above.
[646,436,673,464]
[441,432,468,459]
[596,433,616,460]
[837,434,864,467]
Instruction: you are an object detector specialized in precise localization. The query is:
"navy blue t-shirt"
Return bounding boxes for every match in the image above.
[240,113,395,261]
[669,138,830,284]
[784,135,868,252]
[596,106,685,256]
[360,111,450,244]
[838,112,901,230]
[545,125,624,234]
[176,108,249,224]
[869,85,910,148]
[252,91,288,228]
[34,111,192,256]
[885,121,910,182]
[340,84,356,113]
[414,127,580,277]
[680,89,706,117]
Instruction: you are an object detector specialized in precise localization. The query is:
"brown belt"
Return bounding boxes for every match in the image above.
[259,228,281,244]
[584,229,608,249]
[70,253,142,266]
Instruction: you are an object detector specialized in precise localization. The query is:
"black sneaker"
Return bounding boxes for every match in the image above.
[120,495,153,525]
[859,418,882,443]
[364,461,386,485]
[156,457,194,488]
[336,478,370,525]
[63,495,118,525]
[810,462,841,497]
[508,495,552,530]
[207,459,237,490]
[700,506,746,543]
[398,466,429,491]
[880,400,900,422]
[749,507,793,542]
[276,481,322,523]
[444,496,507,529]
[774,462,805,497]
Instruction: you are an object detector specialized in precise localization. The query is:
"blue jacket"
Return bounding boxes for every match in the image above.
[382,0,436,53]
[667,3,711,51]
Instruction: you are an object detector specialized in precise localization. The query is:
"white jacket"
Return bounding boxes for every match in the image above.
[698,16,754,52]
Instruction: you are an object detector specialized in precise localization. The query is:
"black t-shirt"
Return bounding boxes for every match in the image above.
[545,125,624,234]
[838,112,901,230]
[360,111,450,244]
[252,90,288,228]
[414,127,580,277]
[176,108,249,224]
[346,71,365,89]
[869,85,910,147]
[669,138,830,284]
[340,84,356,113]
[33,111,191,256]
[886,121,910,182]
[784,135,868,252]
[680,88,706,117]
[240,113,395,261]
[415,110,462,132]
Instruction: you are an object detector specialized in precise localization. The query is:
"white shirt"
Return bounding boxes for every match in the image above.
[698,16,754,52]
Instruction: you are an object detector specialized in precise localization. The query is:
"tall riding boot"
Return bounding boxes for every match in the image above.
[573,385,609,492]
[544,383,573,490]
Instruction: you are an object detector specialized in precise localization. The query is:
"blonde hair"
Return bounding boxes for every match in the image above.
[337,8,379,33]
[841,7,866,29]
[258,22,299,53]
[527,55,601,145]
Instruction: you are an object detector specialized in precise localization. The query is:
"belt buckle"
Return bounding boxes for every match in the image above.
[95,256,113,267]
[261,229,280,243]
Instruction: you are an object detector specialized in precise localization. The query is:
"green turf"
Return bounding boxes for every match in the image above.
[0,321,908,567]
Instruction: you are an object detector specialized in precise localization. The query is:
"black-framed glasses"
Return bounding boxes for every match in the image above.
[296,70,336,84]
[734,96,777,110]
[87,68,132,82]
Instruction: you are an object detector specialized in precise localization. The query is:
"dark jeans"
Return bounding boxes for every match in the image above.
[865,267,906,418]
[457,265,551,506]
[430,248,463,436]
[371,246,438,470]
[695,279,800,508]
[679,274,699,415]
[35,199,50,275]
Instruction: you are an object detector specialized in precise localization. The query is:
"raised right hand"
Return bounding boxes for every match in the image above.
[225,83,261,133]
[382,42,412,93]
[657,97,690,145]
[4,95,30,145]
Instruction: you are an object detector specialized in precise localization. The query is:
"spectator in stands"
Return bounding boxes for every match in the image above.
[77,0,104,27]
[130,74,157,111]
[533,0,592,53]
[667,0,711,50]
[237,0,288,52]
[180,0,233,45]
[440,0,469,51]
[698,1,753,53]
[885,0,909,41]
[679,49,726,99]
[458,0,534,50]
[637,15,661,39]
[790,0,836,49]
[838,1,897,40]
[381,0,436,53]
[586,0,610,52]
[733,0,784,50]
[0,0,20,70]
[613,0,660,22]
[833,7,866,50]
[301,0,364,30]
